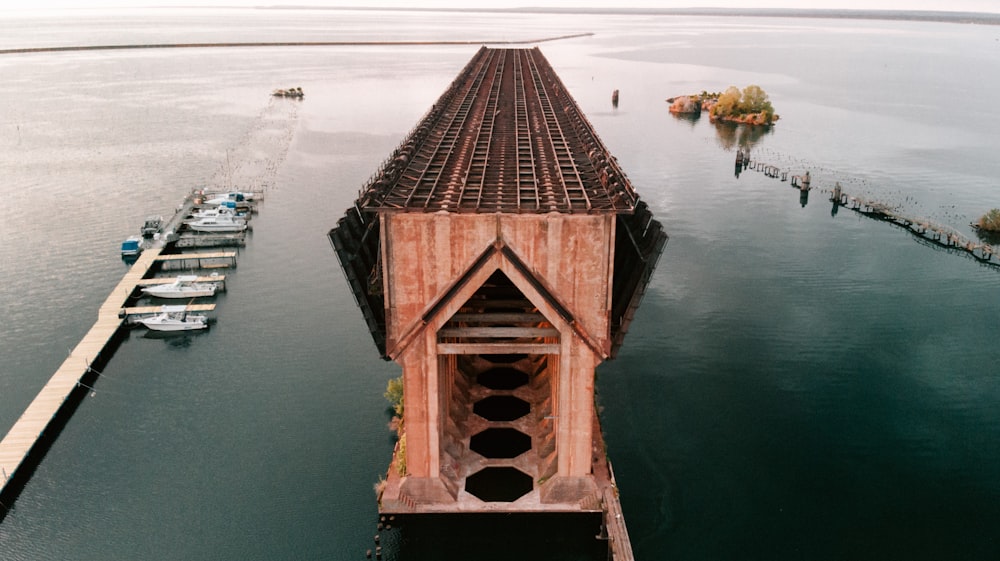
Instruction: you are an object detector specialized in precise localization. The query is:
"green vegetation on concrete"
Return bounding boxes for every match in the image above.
[384,375,404,417]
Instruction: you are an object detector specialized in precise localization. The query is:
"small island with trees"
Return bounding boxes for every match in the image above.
[668,84,778,126]
[975,209,1000,233]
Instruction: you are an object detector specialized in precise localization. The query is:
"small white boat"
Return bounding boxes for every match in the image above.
[141,275,218,299]
[186,213,248,233]
[186,201,245,222]
[202,191,258,205]
[121,235,143,256]
[137,306,208,332]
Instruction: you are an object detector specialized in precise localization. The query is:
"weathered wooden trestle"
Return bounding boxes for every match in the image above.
[330,46,665,557]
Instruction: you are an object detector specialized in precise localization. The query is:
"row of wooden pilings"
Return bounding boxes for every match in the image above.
[735,149,999,267]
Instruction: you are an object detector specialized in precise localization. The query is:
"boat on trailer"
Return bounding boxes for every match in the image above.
[137,305,209,331]
[141,275,219,299]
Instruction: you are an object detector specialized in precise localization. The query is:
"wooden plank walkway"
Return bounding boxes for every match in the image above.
[134,275,225,286]
[1,247,162,493]
[122,303,216,315]
[154,250,238,270]
[603,466,635,561]
[155,250,237,261]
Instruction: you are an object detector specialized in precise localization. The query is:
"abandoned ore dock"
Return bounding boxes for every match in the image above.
[331,46,666,559]
[0,191,252,511]
[4,44,664,559]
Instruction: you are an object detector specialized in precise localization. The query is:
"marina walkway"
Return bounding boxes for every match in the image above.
[0,248,161,498]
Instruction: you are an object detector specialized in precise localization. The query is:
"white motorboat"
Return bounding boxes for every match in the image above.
[141,275,218,299]
[186,201,245,222]
[137,306,208,332]
[186,213,248,233]
[202,191,258,205]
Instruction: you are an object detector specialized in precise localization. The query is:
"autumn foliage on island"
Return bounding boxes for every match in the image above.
[668,84,778,126]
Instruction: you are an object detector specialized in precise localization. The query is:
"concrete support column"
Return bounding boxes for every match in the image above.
[540,339,598,503]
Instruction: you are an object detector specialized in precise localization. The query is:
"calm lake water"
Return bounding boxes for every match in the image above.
[2,8,999,561]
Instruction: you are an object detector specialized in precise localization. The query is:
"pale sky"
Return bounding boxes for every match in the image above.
[8,0,1000,13]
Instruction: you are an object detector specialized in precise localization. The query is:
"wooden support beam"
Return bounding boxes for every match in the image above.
[437,342,560,355]
[448,312,546,324]
[135,275,225,286]
[122,304,216,315]
[438,326,559,338]
[155,251,236,261]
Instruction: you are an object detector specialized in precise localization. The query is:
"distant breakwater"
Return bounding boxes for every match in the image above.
[0,33,593,56]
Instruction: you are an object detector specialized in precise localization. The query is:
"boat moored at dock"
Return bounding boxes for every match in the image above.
[141,215,163,238]
[120,236,143,256]
[186,201,246,222]
[186,213,248,233]
[140,275,219,299]
[137,305,209,331]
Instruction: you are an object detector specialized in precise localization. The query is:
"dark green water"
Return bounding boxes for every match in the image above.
[1,9,999,560]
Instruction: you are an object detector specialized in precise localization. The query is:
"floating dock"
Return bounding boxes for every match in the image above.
[1,193,246,511]
[0,248,160,505]
[155,250,238,270]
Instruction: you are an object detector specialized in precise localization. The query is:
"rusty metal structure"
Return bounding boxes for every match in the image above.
[329,46,665,553]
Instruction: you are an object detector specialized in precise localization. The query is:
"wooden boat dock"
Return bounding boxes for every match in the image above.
[135,274,225,287]
[0,248,160,504]
[2,199,243,509]
[155,250,238,270]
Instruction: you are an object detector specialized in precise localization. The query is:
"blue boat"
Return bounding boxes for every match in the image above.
[120,236,142,257]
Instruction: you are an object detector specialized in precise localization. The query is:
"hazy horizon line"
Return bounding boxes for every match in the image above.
[7,6,1000,25]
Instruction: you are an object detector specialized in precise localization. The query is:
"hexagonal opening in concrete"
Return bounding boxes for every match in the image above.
[474,395,530,422]
[470,428,531,458]
[477,367,528,390]
[465,467,533,502]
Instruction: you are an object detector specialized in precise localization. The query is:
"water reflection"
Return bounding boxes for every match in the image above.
[670,111,701,126]
[141,329,208,347]
[973,228,1000,245]
[713,120,773,151]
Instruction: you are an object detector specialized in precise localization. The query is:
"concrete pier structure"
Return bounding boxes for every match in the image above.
[330,47,666,541]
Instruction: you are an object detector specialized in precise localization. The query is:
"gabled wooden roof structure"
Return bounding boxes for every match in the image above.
[330,46,666,359]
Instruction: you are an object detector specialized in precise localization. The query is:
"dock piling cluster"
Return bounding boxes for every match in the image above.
[734,149,999,267]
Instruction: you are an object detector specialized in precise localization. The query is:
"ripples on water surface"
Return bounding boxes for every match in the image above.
[1,9,1000,561]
